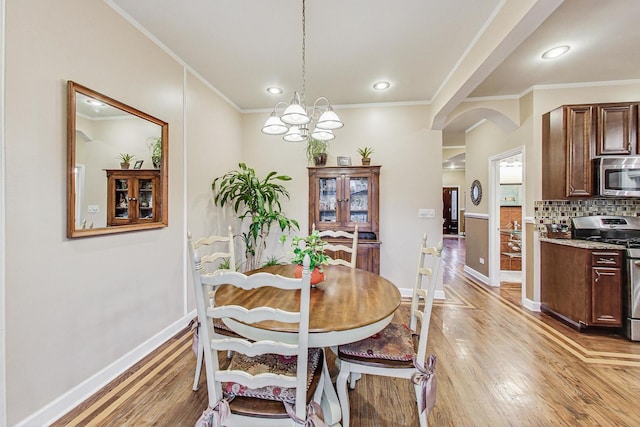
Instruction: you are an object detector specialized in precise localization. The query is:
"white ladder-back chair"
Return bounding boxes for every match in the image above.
[336,234,442,427]
[193,255,327,426]
[188,226,237,391]
[313,224,358,268]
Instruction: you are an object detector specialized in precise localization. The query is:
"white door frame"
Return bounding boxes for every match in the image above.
[488,146,525,302]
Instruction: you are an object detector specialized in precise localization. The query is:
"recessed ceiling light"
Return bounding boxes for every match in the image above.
[541,45,570,59]
[266,87,283,95]
[86,99,105,107]
[373,81,390,90]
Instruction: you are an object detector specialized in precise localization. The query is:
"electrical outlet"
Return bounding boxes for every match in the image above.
[479,257,485,265]
[88,205,99,213]
[418,208,435,218]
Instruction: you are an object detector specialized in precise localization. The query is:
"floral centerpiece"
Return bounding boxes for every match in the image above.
[289,230,329,285]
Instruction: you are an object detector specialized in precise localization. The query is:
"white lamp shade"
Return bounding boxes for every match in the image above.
[261,114,288,135]
[311,128,335,141]
[281,103,311,125]
[283,126,307,142]
[315,109,344,130]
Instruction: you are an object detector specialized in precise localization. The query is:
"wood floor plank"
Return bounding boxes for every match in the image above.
[52,237,640,426]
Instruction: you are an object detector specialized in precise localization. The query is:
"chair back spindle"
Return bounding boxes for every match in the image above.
[313,224,358,268]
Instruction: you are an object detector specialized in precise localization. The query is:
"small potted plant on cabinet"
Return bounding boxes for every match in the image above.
[357,147,374,166]
[289,230,329,285]
[118,153,135,169]
[306,137,328,166]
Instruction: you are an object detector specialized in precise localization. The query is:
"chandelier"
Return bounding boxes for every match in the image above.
[261,0,343,142]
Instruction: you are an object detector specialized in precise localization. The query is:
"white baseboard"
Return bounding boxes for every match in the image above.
[15,312,196,427]
[463,265,489,285]
[399,288,445,300]
[522,297,540,312]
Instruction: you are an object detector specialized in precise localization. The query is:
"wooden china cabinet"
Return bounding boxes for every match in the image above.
[308,165,381,273]
[106,169,161,226]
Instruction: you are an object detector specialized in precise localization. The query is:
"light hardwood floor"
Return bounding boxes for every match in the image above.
[53,237,640,426]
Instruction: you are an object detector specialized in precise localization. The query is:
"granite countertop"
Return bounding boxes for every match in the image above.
[539,237,626,250]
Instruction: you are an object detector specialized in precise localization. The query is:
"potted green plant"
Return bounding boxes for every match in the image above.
[357,147,374,166]
[212,163,300,271]
[306,137,328,166]
[289,230,329,285]
[118,153,135,169]
[146,137,162,168]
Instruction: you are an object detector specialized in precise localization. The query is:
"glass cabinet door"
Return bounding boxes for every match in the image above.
[138,178,154,220]
[115,179,129,219]
[349,177,369,223]
[319,177,338,223]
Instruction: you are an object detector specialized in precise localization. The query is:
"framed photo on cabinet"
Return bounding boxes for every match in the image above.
[337,156,351,166]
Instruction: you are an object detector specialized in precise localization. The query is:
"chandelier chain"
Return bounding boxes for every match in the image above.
[260,0,343,141]
[301,0,306,100]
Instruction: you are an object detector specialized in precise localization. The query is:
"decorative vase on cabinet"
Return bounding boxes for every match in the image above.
[308,165,381,274]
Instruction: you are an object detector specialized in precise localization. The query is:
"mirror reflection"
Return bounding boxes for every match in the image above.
[67,81,168,237]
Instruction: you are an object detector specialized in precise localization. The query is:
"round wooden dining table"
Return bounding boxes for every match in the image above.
[214,263,402,348]
[214,263,401,426]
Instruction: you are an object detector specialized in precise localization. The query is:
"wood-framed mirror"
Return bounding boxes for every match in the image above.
[67,81,168,238]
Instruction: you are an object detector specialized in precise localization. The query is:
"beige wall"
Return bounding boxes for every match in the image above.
[184,74,244,307]
[241,104,445,291]
[3,0,243,424]
[443,169,465,189]
[465,216,489,276]
[460,103,529,290]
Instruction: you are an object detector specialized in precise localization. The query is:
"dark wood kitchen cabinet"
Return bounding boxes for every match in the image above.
[308,165,381,273]
[541,241,622,329]
[542,105,594,199]
[543,102,640,199]
[595,103,638,155]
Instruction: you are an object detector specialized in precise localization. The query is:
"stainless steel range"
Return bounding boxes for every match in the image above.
[572,215,640,341]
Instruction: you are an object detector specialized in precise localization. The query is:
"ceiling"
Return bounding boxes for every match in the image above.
[109,0,640,131]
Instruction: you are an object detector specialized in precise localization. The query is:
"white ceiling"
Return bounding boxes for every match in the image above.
[109,0,640,128]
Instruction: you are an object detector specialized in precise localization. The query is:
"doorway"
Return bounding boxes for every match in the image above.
[488,147,525,305]
[442,187,459,235]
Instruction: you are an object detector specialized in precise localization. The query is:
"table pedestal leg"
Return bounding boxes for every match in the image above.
[320,361,342,427]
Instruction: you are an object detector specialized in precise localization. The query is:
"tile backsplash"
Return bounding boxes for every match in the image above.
[534,199,640,234]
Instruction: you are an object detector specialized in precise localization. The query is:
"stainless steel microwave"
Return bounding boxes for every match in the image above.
[594,156,640,197]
